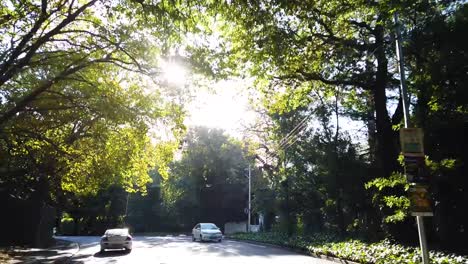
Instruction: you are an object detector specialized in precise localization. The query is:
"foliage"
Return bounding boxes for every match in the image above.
[58,185,128,235]
[365,173,410,223]
[1,0,467,256]
[159,127,251,230]
[230,232,468,264]
[193,0,468,251]
[0,0,188,203]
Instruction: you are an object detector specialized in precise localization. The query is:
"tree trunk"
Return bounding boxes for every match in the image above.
[373,25,399,178]
[33,176,49,247]
[366,92,377,163]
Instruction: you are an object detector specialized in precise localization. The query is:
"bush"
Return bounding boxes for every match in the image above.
[229,232,468,264]
[59,218,75,235]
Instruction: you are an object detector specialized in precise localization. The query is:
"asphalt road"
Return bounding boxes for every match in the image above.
[60,235,337,264]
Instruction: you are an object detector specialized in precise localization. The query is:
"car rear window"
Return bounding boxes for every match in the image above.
[105,229,128,236]
[201,223,218,230]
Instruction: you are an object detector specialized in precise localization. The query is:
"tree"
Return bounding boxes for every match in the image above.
[0,0,190,199]
[405,4,468,251]
[0,0,191,245]
[161,127,250,230]
[249,87,372,236]
[194,0,468,242]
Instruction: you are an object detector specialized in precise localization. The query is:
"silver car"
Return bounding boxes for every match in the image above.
[100,228,133,253]
[192,223,223,242]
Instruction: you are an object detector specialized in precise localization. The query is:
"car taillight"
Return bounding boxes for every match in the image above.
[126,236,132,241]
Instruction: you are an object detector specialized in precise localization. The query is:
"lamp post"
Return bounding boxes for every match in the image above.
[247,164,251,232]
[124,192,129,225]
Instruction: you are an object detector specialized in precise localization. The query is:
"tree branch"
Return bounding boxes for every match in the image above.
[276,70,371,90]
[0,56,112,126]
[349,20,375,33]
[0,0,98,88]
[0,0,50,79]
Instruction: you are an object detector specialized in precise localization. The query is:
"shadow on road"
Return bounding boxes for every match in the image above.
[3,249,72,263]
[69,250,130,263]
[69,253,93,264]
[79,242,99,250]
[94,250,131,258]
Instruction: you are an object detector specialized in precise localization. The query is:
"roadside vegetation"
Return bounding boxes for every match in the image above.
[230,233,468,264]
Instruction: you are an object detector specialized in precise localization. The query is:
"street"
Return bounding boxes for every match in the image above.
[61,235,335,264]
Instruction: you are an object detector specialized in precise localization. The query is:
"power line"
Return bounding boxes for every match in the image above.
[276,110,314,150]
[278,113,310,146]
[263,111,314,163]
[277,121,308,150]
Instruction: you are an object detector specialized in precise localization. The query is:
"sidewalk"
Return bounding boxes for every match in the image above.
[0,238,79,264]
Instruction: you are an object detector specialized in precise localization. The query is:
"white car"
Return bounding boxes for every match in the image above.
[100,228,132,253]
[192,223,223,242]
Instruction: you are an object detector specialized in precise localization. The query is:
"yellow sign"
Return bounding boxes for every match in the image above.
[409,184,433,216]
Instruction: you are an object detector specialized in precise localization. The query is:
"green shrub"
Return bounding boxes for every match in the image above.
[229,233,468,264]
[59,218,75,235]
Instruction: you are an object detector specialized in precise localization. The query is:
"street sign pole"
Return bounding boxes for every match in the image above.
[394,12,430,264]
[417,214,430,263]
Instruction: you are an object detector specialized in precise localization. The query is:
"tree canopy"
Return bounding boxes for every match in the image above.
[1,0,467,254]
[0,0,189,208]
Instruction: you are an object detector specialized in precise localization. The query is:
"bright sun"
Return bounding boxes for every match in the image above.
[162,61,187,85]
[185,79,256,138]
[159,59,255,138]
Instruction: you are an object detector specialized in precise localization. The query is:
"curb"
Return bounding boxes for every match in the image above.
[226,238,361,264]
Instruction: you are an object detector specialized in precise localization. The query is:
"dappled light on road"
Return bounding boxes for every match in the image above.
[65,236,334,264]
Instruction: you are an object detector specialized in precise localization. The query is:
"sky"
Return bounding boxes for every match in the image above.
[184,79,257,138]
[163,61,367,146]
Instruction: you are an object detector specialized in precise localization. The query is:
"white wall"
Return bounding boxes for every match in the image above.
[224,221,247,234]
[250,225,260,232]
[224,221,260,234]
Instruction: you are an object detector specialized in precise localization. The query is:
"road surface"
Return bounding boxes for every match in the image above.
[61,235,337,264]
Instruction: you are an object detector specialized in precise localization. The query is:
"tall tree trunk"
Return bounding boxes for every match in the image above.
[33,175,49,247]
[373,25,399,178]
[366,92,377,163]
[333,89,345,235]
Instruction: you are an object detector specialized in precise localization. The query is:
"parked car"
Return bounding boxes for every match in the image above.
[192,223,223,242]
[100,228,132,253]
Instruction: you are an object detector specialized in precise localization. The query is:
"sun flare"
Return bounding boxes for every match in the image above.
[162,61,187,85]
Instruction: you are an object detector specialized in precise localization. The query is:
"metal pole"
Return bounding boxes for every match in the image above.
[417,215,430,263]
[248,164,251,232]
[394,13,411,128]
[394,12,429,264]
[125,193,129,225]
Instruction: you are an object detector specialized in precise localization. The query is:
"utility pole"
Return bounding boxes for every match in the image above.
[248,164,251,232]
[394,12,430,264]
[125,192,129,225]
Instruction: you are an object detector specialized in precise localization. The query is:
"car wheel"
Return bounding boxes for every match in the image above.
[125,248,132,253]
[192,235,196,242]
[199,235,203,242]
[100,248,104,253]
[218,238,222,242]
